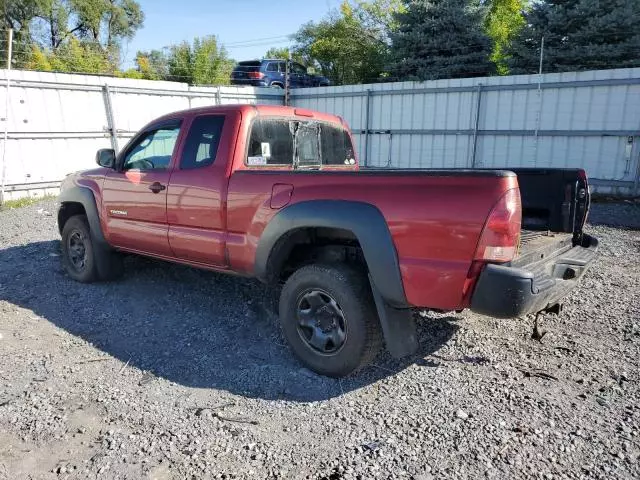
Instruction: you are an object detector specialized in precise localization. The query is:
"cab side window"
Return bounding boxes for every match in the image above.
[122,124,181,171]
[247,119,294,166]
[320,124,355,166]
[180,115,225,169]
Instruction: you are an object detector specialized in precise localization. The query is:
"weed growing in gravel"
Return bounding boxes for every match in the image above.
[0,194,56,210]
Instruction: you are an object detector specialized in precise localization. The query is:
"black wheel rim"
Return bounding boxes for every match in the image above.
[67,230,87,271]
[296,289,347,354]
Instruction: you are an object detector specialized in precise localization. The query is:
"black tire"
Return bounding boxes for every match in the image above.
[61,215,99,283]
[61,214,124,282]
[279,264,383,377]
[270,83,284,89]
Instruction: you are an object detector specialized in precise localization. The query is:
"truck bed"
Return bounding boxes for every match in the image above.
[514,230,573,267]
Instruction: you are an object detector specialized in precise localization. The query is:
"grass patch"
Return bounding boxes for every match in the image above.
[0,194,57,210]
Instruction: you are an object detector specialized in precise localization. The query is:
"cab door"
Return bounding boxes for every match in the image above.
[166,111,239,266]
[101,119,182,256]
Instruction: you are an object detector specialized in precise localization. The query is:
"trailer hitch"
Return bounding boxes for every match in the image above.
[531,304,563,342]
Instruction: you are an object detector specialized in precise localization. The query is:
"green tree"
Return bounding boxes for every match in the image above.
[391,0,494,81]
[133,49,168,80]
[10,0,143,71]
[69,0,144,46]
[292,0,398,85]
[484,0,526,74]
[264,46,289,59]
[507,0,640,74]
[26,36,114,73]
[353,0,405,39]
[167,36,234,85]
[0,0,41,68]
[263,46,308,65]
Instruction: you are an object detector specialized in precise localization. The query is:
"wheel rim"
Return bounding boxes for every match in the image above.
[67,229,87,271]
[296,289,347,354]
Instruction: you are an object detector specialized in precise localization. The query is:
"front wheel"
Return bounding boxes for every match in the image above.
[61,215,99,283]
[278,264,382,377]
[61,214,124,282]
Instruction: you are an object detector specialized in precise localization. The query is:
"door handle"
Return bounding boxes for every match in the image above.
[149,182,166,194]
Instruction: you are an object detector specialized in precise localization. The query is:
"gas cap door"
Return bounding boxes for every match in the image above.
[270,183,294,209]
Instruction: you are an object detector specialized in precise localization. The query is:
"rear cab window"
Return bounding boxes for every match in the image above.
[245,117,355,169]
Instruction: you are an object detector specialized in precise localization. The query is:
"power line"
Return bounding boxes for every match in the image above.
[224,34,294,47]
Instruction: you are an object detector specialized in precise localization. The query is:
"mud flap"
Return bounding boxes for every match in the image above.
[92,237,121,280]
[369,275,418,358]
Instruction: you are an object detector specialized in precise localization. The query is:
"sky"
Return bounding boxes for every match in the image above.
[121,0,344,68]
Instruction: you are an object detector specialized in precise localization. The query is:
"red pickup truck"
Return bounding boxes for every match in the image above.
[57,104,597,377]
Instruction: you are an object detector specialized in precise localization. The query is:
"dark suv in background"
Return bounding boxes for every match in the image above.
[230,59,331,88]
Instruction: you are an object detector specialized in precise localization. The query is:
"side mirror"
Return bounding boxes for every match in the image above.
[306,66,316,75]
[96,148,116,168]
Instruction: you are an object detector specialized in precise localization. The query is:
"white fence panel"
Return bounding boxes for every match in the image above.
[1,67,639,199]
[291,67,640,195]
[0,70,283,199]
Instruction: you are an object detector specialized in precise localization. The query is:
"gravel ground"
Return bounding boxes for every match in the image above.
[0,199,638,480]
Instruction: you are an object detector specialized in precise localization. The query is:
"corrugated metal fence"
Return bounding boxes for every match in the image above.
[293,68,640,196]
[1,67,639,200]
[0,70,283,199]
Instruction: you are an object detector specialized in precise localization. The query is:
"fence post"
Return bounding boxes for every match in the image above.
[216,86,222,105]
[633,136,640,196]
[363,88,372,166]
[470,83,483,168]
[102,83,119,153]
[284,58,291,106]
[0,28,13,204]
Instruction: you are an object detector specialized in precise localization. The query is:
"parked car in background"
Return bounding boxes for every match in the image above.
[230,59,331,88]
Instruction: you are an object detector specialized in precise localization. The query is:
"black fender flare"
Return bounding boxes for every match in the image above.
[58,186,108,246]
[254,200,408,308]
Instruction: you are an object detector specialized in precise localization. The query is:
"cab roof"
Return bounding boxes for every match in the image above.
[152,104,345,127]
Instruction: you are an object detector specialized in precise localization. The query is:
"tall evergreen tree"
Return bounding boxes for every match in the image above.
[391,0,494,81]
[507,0,640,74]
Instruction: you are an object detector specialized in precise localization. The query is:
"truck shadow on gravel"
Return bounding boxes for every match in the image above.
[0,241,459,402]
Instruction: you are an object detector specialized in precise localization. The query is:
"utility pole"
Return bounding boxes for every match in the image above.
[0,28,13,205]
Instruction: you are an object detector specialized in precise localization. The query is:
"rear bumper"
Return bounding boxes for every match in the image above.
[470,234,598,318]
[230,79,268,87]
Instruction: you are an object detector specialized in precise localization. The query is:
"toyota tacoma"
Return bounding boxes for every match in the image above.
[57,104,597,377]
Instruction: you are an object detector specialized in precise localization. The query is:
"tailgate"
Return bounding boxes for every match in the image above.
[470,168,597,318]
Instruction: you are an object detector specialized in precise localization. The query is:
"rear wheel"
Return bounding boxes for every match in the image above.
[279,264,382,377]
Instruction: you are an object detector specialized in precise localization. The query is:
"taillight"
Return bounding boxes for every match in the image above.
[474,188,522,263]
[578,169,587,182]
[247,71,264,79]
